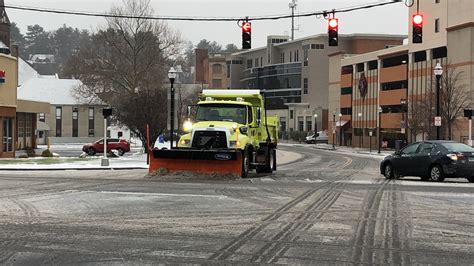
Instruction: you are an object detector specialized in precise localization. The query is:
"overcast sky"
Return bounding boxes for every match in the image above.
[7,0,408,48]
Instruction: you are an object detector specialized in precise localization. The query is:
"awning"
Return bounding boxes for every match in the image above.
[336,120,349,127]
[37,121,50,131]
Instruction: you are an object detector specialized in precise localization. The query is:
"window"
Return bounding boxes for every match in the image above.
[295,50,299,61]
[303,78,308,94]
[246,59,252,69]
[290,110,294,119]
[303,49,309,66]
[39,113,45,122]
[226,64,231,78]
[18,114,24,138]
[311,44,324,49]
[56,107,62,137]
[298,117,304,131]
[25,114,32,138]
[247,106,253,124]
[2,118,13,152]
[290,52,293,62]
[118,131,123,138]
[280,52,285,63]
[401,143,420,155]
[341,87,352,95]
[306,118,312,132]
[212,79,222,88]
[280,117,286,131]
[254,58,259,67]
[73,107,79,138]
[435,0,440,3]
[88,107,95,137]
[212,64,222,74]
[435,18,440,33]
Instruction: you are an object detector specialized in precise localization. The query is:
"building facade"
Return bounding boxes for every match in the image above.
[228,34,405,135]
[329,0,474,148]
[18,78,107,144]
[0,53,17,157]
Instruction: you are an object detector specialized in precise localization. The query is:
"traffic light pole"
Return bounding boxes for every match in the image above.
[436,74,441,140]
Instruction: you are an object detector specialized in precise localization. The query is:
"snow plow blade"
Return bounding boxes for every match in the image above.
[149,149,242,177]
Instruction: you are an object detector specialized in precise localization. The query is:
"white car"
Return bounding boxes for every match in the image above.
[305,131,328,144]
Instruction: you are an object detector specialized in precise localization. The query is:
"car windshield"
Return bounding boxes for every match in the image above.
[440,142,474,152]
[196,104,247,124]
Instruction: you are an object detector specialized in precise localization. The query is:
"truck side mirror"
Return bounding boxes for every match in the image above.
[256,108,262,125]
[187,106,191,118]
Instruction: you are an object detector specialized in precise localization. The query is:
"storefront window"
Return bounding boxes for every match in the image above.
[3,118,13,152]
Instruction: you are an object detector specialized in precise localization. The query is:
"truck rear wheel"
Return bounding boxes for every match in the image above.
[256,148,275,174]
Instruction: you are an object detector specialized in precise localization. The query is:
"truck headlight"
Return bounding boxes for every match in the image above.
[180,139,191,146]
[183,121,193,132]
[229,140,240,147]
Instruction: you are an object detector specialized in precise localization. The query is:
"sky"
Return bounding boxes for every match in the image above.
[6,0,409,48]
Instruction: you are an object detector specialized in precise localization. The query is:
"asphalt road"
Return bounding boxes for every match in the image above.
[0,145,473,264]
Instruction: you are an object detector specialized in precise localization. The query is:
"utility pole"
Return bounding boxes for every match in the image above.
[289,0,297,40]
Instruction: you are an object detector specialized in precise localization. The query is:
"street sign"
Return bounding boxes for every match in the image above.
[400,120,407,129]
[464,108,473,118]
[369,131,373,137]
[434,116,442,126]
[401,128,406,134]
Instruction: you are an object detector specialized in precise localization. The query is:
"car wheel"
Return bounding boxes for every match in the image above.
[117,148,125,156]
[241,148,250,178]
[466,177,474,183]
[384,163,394,179]
[87,148,96,156]
[429,165,444,182]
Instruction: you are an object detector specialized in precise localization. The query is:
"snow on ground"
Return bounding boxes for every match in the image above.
[278,143,393,161]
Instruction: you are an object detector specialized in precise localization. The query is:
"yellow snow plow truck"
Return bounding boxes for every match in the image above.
[150,89,278,177]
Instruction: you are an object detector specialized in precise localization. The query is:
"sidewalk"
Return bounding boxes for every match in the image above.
[0,149,301,171]
[278,141,393,160]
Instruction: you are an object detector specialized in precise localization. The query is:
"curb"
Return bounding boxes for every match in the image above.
[0,167,148,171]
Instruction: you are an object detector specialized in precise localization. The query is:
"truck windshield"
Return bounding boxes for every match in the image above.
[196,104,247,124]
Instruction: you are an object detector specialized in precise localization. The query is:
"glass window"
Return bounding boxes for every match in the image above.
[212,64,222,74]
[298,117,304,131]
[196,104,247,124]
[290,110,294,119]
[303,78,308,94]
[435,18,440,33]
[401,143,421,155]
[417,143,433,155]
[39,113,45,122]
[3,118,14,152]
[212,79,222,88]
[56,107,62,119]
[26,114,32,138]
[440,143,474,152]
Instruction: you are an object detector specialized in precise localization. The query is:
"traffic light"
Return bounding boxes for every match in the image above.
[328,18,339,46]
[242,21,251,50]
[412,14,423,43]
[0,70,5,84]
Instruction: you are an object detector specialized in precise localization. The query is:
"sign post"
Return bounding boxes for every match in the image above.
[465,109,473,146]
[101,108,113,167]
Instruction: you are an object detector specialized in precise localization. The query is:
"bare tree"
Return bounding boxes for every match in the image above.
[440,67,469,140]
[67,0,182,148]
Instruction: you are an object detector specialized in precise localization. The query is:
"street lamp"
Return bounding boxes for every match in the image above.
[168,67,177,149]
[338,113,343,146]
[434,62,443,140]
[314,114,318,133]
[400,98,407,139]
[378,106,383,154]
[358,112,362,148]
[332,112,336,149]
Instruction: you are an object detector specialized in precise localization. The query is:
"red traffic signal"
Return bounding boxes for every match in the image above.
[328,18,339,46]
[242,22,251,33]
[328,18,338,29]
[412,14,423,43]
[242,21,252,49]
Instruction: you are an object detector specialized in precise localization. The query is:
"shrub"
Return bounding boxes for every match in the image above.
[41,149,54,157]
[289,131,308,142]
[25,147,36,157]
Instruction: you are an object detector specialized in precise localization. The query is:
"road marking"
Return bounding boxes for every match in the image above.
[63,190,228,199]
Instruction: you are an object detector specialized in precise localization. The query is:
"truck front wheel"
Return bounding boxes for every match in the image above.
[242,148,250,178]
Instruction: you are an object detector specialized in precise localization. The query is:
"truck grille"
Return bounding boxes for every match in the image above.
[191,130,227,149]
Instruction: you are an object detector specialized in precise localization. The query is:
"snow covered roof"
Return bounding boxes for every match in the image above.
[29,54,55,63]
[17,78,84,105]
[18,58,40,86]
